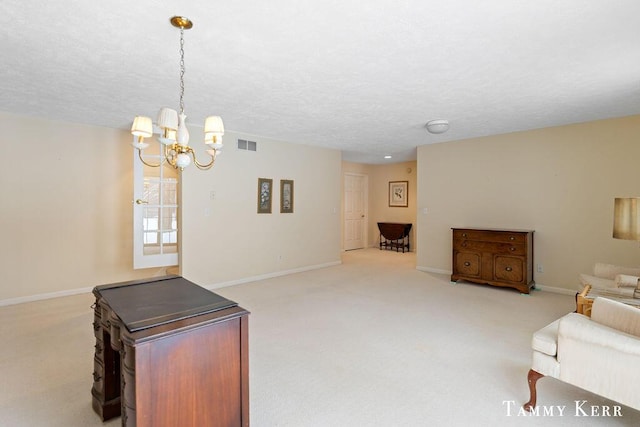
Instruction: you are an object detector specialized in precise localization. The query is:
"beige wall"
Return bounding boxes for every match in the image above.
[180,131,343,286]
[342,161,417,250]
[1,114,343,303]
[0,112,165,303]
[6,109,638,301]
[416,115,640,291]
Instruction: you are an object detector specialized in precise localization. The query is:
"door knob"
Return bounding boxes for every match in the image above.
[135,199,148,205]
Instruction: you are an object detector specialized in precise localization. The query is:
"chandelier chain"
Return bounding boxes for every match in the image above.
[179,27,186,115]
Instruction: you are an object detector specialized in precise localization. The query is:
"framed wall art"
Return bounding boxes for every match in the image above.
[389,181,408,207]
[280,179,294,213]
[257,178,273,214]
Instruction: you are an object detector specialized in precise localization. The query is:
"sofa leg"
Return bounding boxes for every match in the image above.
[523,369,544,411]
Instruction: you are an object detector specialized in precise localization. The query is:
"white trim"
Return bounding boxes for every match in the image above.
[416,266,578,295]
[1,262,575,307]
[531,284,576,295]
[343,172,368,251]
[0,261,342,307]
[202,261,342,290]
[416,266,451,275]
[0,286,94,307]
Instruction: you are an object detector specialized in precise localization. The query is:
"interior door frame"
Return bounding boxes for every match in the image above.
[343,172,368,251]
[133,146,179,269]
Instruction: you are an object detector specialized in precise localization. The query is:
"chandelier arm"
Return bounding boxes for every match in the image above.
[137,149,163,168]
[165,144,178,169]
[192,151,216,170]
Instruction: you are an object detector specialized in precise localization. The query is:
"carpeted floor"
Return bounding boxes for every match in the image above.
[1,248,638,426]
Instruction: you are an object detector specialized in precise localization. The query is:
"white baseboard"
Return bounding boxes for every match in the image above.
[531,284,577,296]
[415,266,578,296]
[200,261,343,290]
[0,261,343,307]
[0,261,576,307]
[416,266,451,275]
[0,286,95,307]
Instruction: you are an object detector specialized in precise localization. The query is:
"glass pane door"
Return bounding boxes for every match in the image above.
[133,140,179,269]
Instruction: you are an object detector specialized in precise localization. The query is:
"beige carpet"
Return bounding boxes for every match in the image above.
[1,248,638,426]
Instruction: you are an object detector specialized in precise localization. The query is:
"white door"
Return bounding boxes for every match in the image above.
[133,140,179,269]
[344,173,367,250]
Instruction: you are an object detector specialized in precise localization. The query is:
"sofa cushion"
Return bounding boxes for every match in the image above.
[593,263,640,280]
[615,274,640,288]
[578,274,636,296]
[592,297,640,338]
[532,318,560,356]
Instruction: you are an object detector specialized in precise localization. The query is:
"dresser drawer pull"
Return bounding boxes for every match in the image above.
[464,262,471,267]
[509,236,515,241]
[510,247,516,251]
[462,233,467,237]
[92,371,102,382]
[505,267,513,272]
[462,242,467,247]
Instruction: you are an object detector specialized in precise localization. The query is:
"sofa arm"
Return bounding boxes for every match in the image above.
[558,313,640,357]
[557,312,640,411]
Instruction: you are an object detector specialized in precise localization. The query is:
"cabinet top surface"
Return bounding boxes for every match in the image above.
[94,276,238,333]
[452,227,534,233]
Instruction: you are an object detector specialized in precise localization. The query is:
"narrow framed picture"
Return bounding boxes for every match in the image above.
[280,179,294,213]
[257,178,273,214]
[389,181,408,207]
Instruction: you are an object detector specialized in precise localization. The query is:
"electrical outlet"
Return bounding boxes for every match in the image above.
[536,264,544,273]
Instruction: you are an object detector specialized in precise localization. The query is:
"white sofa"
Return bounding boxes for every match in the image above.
[524,297,640,412]
[578,263,640,298]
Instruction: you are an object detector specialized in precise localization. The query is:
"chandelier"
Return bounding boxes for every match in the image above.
[130,16,224,170]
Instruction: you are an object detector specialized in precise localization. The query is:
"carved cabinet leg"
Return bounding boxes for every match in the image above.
[523,369,544,411]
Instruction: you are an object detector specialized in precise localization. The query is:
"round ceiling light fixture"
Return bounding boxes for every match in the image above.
[426,119,449,134]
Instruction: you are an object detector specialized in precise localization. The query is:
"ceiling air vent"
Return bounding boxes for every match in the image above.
[237,139,257,151]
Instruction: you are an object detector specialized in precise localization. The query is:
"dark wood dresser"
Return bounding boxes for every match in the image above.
[451,228,534,294]
[91,275,249,427]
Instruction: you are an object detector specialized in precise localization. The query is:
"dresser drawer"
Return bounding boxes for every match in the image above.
[453,239,525,255]
[494,256,524,283]
[454,251,481,277]
[92,356,105,395]
[453,229,526,244]
[94,337,105,361]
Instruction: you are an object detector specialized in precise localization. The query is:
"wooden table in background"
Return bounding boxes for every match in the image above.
[377,222,412,253]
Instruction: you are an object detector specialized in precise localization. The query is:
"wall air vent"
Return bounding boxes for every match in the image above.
[237,139,257,151]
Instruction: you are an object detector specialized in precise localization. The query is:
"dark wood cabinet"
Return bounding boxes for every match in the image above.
[91,276,249,427]
[451,228,534,294]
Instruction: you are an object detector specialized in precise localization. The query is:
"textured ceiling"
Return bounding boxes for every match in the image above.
[2,1,640,164]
